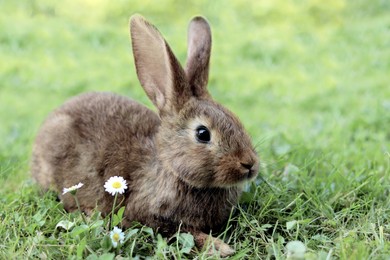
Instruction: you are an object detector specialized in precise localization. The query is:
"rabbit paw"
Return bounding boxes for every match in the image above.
[207,239,235,257]
[193,231,235,257]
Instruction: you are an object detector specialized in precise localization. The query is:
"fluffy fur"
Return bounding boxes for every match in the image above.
[31,15,259,257]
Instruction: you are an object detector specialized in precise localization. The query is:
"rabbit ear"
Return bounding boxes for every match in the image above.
[185,16,212,99]
[130,15,191,113]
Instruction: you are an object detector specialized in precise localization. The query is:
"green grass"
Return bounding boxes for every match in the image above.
[1,0,389,259]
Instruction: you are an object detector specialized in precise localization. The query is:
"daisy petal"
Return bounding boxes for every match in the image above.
[104,176,128,196]
[62,182,84,195]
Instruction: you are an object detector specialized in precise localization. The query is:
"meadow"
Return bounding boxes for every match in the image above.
[0,0,389,259]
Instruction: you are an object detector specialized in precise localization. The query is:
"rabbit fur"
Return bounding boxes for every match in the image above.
[31,15,259,257]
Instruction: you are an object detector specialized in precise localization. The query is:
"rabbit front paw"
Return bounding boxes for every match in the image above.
[193,231,235,257]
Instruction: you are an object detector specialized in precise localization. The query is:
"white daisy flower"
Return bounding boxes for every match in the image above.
[286,240,306,259]
[62,182,84,195]
[104,176,128,196]
[110,226,125,248]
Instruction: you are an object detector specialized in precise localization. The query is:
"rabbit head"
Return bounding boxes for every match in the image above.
[130,15,259,188]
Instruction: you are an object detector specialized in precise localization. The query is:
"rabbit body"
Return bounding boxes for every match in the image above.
[32,92,238,234]
[32,15,259,257]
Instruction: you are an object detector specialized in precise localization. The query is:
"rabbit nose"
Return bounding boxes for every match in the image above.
[240,162,257,179]
[240,162,254,170]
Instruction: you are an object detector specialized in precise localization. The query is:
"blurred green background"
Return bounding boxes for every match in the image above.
[1,0,389,190]
[1,0,389,258]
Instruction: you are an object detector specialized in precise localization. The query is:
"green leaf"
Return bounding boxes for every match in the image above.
[77,237,87,259]
[33,211,46,227]
[71,225,89,238]
[240,191,255,203]
[27,223,37,234]
[85,254,99,260]
[56,220,75,231]
[286,220,297,230]
[142,227,154,238]
[89,220,104,230]
[112,214,120,227]
[155,234,168,257]
[101,234,112,252]
[98,253,115,260]
[112,206,126,227]
[260,224,273,231]
[178,233,195,254]
[125,228,139,241]
[117,206,125,220]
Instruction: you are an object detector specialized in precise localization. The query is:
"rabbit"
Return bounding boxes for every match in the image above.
[31,14,259,257]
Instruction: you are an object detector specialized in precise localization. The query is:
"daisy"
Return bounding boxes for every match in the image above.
[104,176,128,196]
[110,226,125,248]
[62,182,84,195]
[286,241,306,259]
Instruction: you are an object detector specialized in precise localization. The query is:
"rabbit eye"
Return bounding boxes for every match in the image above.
[195,126,211,143]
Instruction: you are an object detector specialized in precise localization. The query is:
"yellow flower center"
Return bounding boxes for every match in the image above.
[113,233,120,242]
[112,181,122,189]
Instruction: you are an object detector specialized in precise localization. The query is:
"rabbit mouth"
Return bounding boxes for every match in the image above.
[240,162,258,180]
[243,168,256,180]
[237,168,258,183]
[211,165,259,188]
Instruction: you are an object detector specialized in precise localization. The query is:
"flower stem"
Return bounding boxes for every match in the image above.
[72,194,87,224]
[110,193,118,229]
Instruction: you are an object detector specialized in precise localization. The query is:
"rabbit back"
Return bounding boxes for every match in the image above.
[31,92,160,213]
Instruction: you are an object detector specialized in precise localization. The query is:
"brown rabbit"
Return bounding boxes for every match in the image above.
[31,15,259,257]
